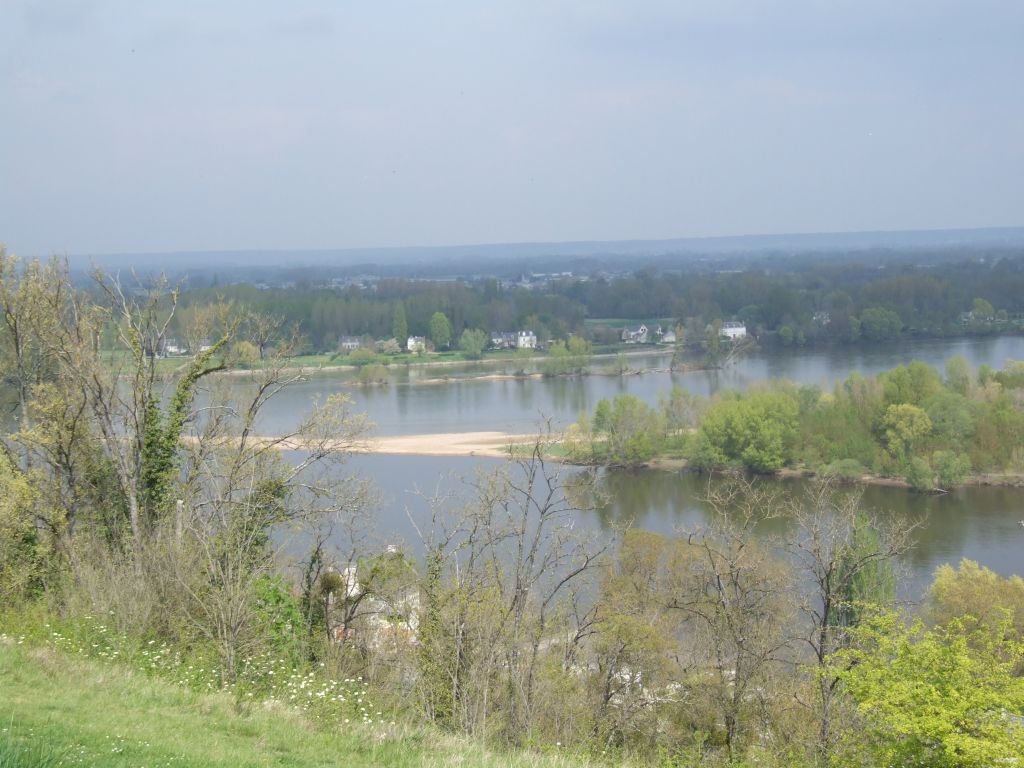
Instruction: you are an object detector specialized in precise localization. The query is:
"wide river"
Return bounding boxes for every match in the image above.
[261,336,1024,596]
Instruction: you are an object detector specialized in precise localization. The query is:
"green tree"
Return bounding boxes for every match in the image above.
[905,456,935,491]
[347,348,376,366]
[859,307,902,341]
[429,311,452,350]
[786,483,915,762]
[0,450,42,602]
[659,385,702,434]
[924,391,975,444]
[589,394,665,465]
[881,403,932,460]
[944,356,972,396]
[392,302,408,348]
[835,514,895,629]
[882,361,943,406]
[834,613,1024,768]
[927,559,1024,638]
[542,337,590,376]
[590,530,676,745]
[457,328,488,360]
[931,450,971,488]
[693,392,799,472]
[972,297,995,320]
[669,483,795,759]
[704,320,723,364]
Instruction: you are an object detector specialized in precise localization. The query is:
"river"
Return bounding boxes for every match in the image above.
[258,335,1024,436]
[259,336,1024,594]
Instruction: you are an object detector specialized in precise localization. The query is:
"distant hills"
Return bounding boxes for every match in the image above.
[67,226,1024,277]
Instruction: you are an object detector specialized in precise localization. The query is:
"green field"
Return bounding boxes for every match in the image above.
[582,317,675,329]
[0,642,589,768]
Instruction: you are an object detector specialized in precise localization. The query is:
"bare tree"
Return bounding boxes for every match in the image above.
[244,310,284,361]
[170,343,375,678]
[43,271,237,553]
[413,437,607,742]
[669,480,795,761]
[0,253,68,464]
[784,480,919,763]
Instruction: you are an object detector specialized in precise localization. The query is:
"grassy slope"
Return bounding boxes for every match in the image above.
[0,643,587,768]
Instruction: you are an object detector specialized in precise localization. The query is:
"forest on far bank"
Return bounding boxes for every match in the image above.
[159,248,1024,355]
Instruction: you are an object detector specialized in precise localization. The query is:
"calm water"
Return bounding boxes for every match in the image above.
[256,336,1024,436]
[261,337,1024,593]
[300,454,1024,598]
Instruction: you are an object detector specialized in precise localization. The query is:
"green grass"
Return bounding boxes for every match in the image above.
[0,643,590,768]
[0,733,66,768]
[583,317,675,329]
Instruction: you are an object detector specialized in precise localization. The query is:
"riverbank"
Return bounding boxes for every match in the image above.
[249,429,1024,491]
[195,345,676,380]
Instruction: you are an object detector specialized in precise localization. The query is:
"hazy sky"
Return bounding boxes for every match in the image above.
[2,0,1022,256]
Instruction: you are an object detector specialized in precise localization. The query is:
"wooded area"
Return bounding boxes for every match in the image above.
[165,250,1024,354]
[567,357,1024,490]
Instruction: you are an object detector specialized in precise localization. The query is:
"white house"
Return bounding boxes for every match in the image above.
[338,335,362,352]
[406,335,426,353]
[330,561,420,650]
[490,331,516,349]
[621,324,649,344]
[163,338,188,356]
[720,321,747,340]
[516,330,537,349]
[490,330,537,350]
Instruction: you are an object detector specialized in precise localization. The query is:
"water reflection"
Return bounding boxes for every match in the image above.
[293,454,1023,601]
[586,468,1024,596]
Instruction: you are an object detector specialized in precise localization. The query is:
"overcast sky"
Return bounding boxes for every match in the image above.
[1,0,1022,256]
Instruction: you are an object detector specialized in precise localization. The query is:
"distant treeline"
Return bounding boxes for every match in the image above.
[171,251,1024,352]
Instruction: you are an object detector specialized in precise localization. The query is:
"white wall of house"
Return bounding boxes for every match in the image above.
[721,322,747,340]
[516,330,537,349]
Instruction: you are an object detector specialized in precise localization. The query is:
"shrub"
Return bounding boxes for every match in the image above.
[906,457,935,492]
[821,458,865,481]
[347,348,376,366]
[357,363,388,385]
[931,451,971,488]
[692,392,799,472]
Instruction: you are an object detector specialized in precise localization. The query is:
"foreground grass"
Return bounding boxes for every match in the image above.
[0,643,589,768]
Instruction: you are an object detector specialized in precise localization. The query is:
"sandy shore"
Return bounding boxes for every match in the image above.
[221,431,542,458]
[201,431,1024,489]
[365,431,538,457]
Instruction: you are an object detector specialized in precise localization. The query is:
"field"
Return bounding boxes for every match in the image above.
[0,642,588,768]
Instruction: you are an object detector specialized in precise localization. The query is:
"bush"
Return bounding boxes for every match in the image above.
[591,395,665,465]
[458,329,488,360]
[692,392,799,472]
[906,457,935,492]
[932,451,971,488]
[347,348,376,366]
[820,458,865,481]
[357,363,388,385]
[0,454,43,604]
[541,337,591,376]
